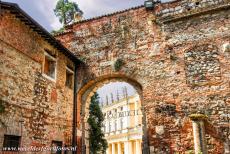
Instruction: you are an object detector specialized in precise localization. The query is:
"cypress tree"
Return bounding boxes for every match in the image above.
[88,92,108,153]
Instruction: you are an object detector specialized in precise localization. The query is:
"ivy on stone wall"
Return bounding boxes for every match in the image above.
[0,100,5,113]
[169,53,178,61]
[114,58,123,71]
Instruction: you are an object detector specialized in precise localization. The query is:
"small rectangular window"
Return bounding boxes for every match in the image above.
[115,120,117,131]
[109,122,111,132]
[51,140,62,154]
[65,66,74,88]
[120,119,123,130]
[43,51,56,80]
[3,135,21,151]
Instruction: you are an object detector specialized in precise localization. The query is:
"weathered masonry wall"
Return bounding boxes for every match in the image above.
[56,7,154,153]
[0,11,75,151]
[154,0,230,153]
[56,0,230,153]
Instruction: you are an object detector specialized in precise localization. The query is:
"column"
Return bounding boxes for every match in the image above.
[134,101,138,127]
[224,140,230,154]
[124,105,129,129]
[118,142,122,154]
[112,143,115,154]
[189,114,207,154]
[106,144,109,154]
[124,141,129,154]
[107,144,112,154]
[129,141,133,154]
[106,119,109,133]
[135,140,140,154]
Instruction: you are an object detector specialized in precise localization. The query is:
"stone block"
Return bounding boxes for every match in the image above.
[155,125,164,135]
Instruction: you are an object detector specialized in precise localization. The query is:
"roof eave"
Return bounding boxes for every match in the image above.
[0,1,82,65]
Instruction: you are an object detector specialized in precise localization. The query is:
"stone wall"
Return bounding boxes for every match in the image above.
[0,11,75,152]
[56,0,230,153]
[156,0,228,21]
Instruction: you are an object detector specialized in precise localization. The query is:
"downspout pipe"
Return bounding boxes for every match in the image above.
[72,63,78,154]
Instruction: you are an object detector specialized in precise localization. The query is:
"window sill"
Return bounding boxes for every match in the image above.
[65,86,74,90]
[42,73,56,83]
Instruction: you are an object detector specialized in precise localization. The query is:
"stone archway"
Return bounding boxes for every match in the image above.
[77,74,148,154]
[55,1,230,153]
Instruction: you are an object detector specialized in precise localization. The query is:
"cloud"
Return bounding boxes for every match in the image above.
[35,0,62,30]
[5,0,59,31]
[97,82,136,104]
[4,0,172,31]
[4,0,145,31]
[76,0,144,19]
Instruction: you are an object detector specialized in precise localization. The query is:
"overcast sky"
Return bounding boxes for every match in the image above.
[5,0,171,31]
[4,0,147,31]
[97,82,136,105]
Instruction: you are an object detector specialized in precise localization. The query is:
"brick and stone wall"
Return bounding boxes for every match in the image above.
[56,0,230,153]
[0,11,75,152]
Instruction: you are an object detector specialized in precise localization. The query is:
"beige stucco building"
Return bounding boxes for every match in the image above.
[101,93,143,154]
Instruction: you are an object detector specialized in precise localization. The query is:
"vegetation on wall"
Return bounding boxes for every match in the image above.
[88,93,108,153]
[189,113,208,121]
[169,53,178,61]
[0,100,5,113]
[114,58,123,71]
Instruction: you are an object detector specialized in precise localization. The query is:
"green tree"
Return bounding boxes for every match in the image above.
[54,0,83,25]
[88,93,108,154]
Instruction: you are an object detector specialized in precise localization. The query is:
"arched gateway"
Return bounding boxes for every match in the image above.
[78,74,148,154]
[56,0,230,153]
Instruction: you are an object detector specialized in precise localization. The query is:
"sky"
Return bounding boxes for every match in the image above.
[5,0,172,32]
[4,0,146,32]
[97,82,136,105]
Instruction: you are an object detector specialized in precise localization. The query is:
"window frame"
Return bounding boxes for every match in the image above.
[65,66,74,89]
[120,118,123,130]
[42,51,57,82]
[51,140,63,154]
[3,135,21,151]
[115,120,117,131]
[109,121,111,132]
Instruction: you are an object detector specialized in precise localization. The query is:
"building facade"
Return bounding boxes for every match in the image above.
[0,2,81,153]
[102,94,142,154]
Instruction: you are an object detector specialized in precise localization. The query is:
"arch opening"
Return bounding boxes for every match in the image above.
[78,75,147,154]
